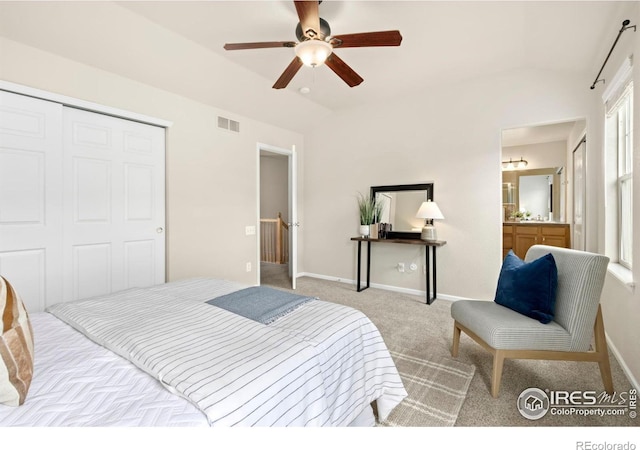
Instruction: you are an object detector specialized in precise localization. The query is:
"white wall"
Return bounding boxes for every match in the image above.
[0,37,305,287]
[303,67,594,301]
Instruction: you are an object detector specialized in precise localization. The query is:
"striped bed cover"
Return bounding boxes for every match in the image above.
[47,278,407,426]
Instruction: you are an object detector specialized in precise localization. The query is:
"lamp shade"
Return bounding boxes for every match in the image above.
[295,40,333,67]
[416,201,444,220]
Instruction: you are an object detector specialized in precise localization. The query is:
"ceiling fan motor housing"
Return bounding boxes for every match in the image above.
[296,17,331,41]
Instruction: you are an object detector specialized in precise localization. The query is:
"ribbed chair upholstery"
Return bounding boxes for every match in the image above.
[451,245,613,397]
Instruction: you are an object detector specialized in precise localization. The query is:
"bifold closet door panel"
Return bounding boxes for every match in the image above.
[0,91,64,312]
[0,91,166,312]
[62,107,166,302]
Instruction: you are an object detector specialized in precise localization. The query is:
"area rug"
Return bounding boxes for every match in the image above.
[380,350,475,427]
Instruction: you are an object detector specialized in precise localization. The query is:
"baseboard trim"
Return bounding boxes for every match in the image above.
[298,271,639,391]
[605,332,640,391]
[298,271,467,303]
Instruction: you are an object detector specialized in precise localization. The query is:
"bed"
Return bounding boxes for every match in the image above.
[0,278,407,426]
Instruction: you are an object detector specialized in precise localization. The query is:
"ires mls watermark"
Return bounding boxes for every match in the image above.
[517,387,637,420]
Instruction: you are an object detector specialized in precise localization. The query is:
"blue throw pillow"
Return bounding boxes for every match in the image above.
[494,250,558,324]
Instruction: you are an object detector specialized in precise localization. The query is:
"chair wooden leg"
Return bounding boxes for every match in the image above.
[491,350,505,398]
[594,305,614,394]
[452,322,461,357]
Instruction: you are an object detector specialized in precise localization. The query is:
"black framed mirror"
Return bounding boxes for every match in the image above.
[370,183,434,239]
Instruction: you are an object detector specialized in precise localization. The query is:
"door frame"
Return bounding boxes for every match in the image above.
[256,142,297,289]
[572,135,587,251]
[0,80,172,127]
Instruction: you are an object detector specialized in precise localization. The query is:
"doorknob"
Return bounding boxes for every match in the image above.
[156,227,164,234]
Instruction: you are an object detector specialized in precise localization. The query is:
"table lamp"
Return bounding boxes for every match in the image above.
[416,200,444,241]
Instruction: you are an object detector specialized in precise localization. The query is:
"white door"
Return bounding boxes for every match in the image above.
[572,138,586,251]
[0,91,166,313]
[0,91,64,312]
[62,107,165,301]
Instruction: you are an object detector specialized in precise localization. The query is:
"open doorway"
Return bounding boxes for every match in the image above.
[500,120,585,257]
[257,143,298,290]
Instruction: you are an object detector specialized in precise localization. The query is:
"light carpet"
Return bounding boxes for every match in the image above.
[379,351,475,427]
[261,265,636,427]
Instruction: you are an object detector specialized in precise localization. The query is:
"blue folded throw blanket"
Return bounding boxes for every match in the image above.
[206,286,317,324]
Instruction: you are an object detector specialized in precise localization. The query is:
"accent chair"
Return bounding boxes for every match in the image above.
[450,245,614,398]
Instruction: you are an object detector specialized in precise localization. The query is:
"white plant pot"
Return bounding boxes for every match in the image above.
[359,225,370,237]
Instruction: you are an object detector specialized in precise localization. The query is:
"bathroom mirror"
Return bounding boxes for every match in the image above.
[502,168,563,221]
[371,183,434,238]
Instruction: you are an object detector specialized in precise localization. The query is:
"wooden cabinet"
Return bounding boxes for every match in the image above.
[502,224,514,258]
[503,223,570,259]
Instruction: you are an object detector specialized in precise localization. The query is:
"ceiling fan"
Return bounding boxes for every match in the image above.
[223,0,402,89]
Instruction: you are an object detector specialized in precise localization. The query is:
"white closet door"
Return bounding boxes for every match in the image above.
[62,107,165,302]
[0,91,64,312]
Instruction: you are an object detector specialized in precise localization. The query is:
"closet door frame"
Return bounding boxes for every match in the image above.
[0,81,172,128]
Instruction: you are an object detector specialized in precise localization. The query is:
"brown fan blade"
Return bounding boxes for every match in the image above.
[224,41,296,50]
[273,57,304,89]
[331,30,403,48]
[325,53,363,87]
[294,0,321,39]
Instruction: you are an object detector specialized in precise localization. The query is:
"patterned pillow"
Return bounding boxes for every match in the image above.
[0,276,34,406]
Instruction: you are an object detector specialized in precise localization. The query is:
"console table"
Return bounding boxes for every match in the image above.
[350,237,447,305]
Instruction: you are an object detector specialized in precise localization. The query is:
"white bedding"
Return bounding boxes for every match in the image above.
[0,278,406,427]
[0,313,208,426]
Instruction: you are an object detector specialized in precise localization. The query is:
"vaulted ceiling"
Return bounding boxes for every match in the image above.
[0,1,629,133]
[119,1,622,110]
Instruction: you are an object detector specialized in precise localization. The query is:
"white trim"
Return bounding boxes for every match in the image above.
[299,271,469,302]
[605,332,640,392]
[256,142,295,288]
[607,263,636,292]
[0,80,172,128]
[602,55,633,106]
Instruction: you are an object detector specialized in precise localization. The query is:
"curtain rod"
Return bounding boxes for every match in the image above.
[590,19,636,90]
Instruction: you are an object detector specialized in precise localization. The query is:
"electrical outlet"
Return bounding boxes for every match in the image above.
[397,262,405,273]
[245,226,256,235]
[246,262,251,272]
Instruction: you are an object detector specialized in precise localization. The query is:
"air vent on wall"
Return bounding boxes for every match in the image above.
[217,116,240,133]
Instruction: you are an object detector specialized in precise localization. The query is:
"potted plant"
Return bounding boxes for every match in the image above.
[357,193,382,237]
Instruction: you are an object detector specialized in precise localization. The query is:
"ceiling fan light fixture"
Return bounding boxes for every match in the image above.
[295,39,333,67]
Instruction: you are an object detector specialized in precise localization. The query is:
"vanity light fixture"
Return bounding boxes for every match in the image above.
[501,157,528,171]
[416,200,444,241]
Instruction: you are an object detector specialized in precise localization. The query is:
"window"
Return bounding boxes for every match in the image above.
[605,77,633,269]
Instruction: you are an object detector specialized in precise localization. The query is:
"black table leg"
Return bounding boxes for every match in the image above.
[431,246,437,305]
[356,240,370,292]
[357,240,362,291]
[425,247,430,304]
[366,240,371,290]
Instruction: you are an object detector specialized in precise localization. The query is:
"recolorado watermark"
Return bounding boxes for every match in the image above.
[575,442,636,450]
[517,387,637,420]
